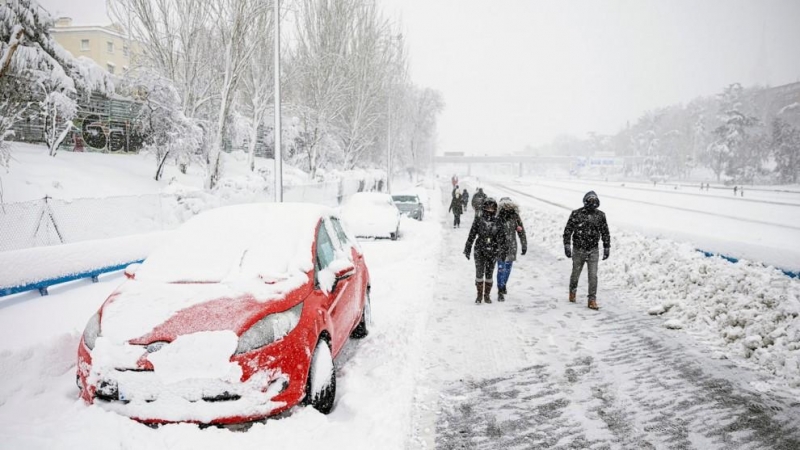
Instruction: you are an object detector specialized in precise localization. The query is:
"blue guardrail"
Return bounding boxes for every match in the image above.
[696,250,798,279]
[0,260,144,297]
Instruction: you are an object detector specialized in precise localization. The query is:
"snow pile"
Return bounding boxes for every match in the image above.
[523,205,800,388]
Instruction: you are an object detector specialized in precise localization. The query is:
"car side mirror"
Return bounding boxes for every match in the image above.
[124,263,141,280]
[335,264,356,281]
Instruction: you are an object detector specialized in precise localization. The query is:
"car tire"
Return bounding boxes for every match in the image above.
[351,291,371,339]
[390,226,399,241]
[305,338,336,414]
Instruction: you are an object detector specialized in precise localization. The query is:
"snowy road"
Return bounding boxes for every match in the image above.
[2,183,800,449]
[410,185,800,449]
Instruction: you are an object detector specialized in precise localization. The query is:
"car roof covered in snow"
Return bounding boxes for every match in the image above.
[135,203,333,283]
[346,192,394,205]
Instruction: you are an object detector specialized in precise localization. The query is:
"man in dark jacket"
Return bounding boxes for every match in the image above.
[471,188,487,218]
[449,191,464,228]
[496,197,527,302]
[461,188,469,210]
[464,197,506,304]
[563,191,610,310]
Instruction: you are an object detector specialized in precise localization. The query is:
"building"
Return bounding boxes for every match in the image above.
[51,17,137,75]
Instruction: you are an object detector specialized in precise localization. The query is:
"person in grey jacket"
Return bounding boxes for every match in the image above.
[495,197,527,302]
[563,191,610,310]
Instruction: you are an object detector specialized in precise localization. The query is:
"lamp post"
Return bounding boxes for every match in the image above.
[385,33,402,194]
[273,0,283,202]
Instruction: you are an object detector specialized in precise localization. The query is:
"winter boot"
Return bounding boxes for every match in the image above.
[475,282,484,304]
[483,283,493,304]
[569,291,576,303]
[497,288,505,302]
[588,299,600,310]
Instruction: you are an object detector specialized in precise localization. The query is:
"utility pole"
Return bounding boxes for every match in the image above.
[273,0,283,202]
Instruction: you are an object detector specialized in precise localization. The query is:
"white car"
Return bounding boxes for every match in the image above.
[341,192,401,240]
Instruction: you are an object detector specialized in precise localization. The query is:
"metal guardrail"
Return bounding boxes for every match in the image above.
[0,260,143,297]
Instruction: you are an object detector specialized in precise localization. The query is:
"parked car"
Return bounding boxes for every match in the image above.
[340,192,402,240]
[76,203,371,424]
[392,193,424,221]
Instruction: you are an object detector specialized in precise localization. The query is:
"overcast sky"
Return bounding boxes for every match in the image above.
[43,0,800,156]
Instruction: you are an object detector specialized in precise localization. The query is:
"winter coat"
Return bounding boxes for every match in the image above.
[461,190,469,208]
[497,200,527,262]
[471,190,487,211]
[449,195,463,215]
[465,213,507,259]
[563,192,611,251]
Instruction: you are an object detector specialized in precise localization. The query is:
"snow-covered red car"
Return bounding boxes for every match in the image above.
[340,192,402,240]
[76,203,371,424]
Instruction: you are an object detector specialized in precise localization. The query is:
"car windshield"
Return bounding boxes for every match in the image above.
[392,195,418,203]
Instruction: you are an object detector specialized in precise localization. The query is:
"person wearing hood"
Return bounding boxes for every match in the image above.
[464,197,507,304]
[495,197,527,302]
[563,191,611,310]
[449,190,464,228]
[461,188,470,210]
[471,188,487,217]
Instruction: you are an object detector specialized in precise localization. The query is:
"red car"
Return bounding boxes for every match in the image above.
[76,203,371,424]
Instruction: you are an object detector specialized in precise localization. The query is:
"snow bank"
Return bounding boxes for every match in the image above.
[0,231,170,290]
[523,205,800,389]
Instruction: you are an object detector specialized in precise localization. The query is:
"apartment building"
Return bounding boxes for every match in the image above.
[51,17,138,75]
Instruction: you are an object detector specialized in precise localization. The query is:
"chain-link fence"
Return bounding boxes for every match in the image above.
[0,180,365,252]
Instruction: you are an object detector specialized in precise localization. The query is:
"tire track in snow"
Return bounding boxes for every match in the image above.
[412,189,800,449]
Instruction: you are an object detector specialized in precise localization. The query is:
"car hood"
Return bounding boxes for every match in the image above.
[98,275,311,346]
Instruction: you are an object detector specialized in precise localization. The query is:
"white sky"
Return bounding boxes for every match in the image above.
[42,0,800,156]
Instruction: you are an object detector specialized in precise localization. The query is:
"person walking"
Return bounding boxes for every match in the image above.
[496,197,527,302]
[471,188,487,218]
[464,198,506,304]
[563,191,611,310]
[449,191,464,228]
[461,188,470,210]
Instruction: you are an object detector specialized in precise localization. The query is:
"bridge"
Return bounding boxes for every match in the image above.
[434,154,646,176]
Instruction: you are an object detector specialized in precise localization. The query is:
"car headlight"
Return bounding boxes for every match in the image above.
[83,313,100,350]
[235,303,303,354]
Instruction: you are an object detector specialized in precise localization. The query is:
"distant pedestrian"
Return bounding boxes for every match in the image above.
[464,198,506,304]
[449,192,463,228]
[734,186,738,196]
[741,186,744,197]
[471,188,487,217]
[496,198,527,302]
[452,184,460,201]
[563,191,611,310]
[461,188,469,210]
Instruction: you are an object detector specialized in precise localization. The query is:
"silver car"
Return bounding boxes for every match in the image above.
[392,194,424,221]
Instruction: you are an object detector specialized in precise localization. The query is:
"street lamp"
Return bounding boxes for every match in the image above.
[386,33,402,194]
[273,0,283,202]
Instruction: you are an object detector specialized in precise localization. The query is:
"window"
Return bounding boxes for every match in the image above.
[315,224,336,270]
[106,63,115,74]
[80,39,89,51]
[329,218,351,248]
[107,41,114,53]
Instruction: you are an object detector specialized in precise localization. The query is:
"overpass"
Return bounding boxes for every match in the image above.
[434,154,646,176]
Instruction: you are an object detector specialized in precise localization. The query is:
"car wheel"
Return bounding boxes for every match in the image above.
[390,226,399,241]
[305,338,336,414]
[351,291,371,339]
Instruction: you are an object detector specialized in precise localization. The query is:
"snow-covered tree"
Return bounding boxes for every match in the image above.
[708,84,759,182]
[0,0,112,166]
[771,118,800,183]
[397,86,443,180]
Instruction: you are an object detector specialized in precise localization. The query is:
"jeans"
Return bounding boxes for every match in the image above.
[496,261,513,290]
[475,253,496,283]
[569,247,599,300]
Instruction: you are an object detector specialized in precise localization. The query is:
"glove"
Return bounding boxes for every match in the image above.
[521,245,527,256]
[564,246,572,258]
[464,249,471,260]
[603,247,610,260]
